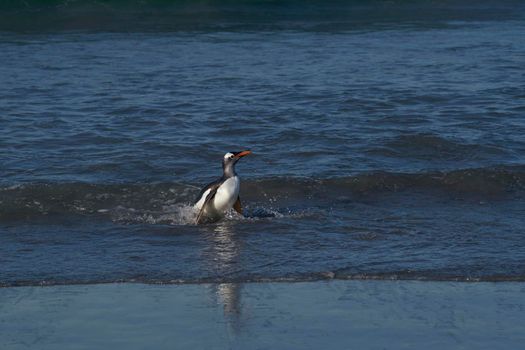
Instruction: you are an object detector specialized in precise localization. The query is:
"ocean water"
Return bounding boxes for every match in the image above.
[1,0,525,286]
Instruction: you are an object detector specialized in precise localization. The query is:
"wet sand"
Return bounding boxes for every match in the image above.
[1,281,524,349]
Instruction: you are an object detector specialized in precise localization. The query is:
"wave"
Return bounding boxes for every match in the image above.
[1,0,522,32]
[0,165,523,223]
[369,133,510,162]
[3,271,524,288]
[2,0,521,8]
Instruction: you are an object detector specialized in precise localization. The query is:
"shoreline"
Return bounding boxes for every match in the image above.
[3,274,525,289]
[2,280,524,349]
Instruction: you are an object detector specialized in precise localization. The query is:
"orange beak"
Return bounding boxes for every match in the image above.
[235,150,252,158]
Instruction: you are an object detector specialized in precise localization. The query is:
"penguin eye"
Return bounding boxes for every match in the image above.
[229,155,235,159]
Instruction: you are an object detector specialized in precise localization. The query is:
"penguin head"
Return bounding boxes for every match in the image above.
[222,150,251,176]
[223,150,251,164]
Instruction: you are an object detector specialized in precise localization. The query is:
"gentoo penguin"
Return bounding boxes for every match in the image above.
[194,150,252,224]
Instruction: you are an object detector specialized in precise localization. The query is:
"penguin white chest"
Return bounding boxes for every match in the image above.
[213,176,240,212]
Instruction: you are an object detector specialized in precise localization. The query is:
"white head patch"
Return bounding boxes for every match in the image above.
[224,152,234,160]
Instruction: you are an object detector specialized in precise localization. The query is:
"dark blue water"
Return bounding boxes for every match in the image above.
[1,1,525,286]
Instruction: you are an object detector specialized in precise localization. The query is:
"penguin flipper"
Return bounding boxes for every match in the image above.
[233,196,242,215]
[195,185,219,225]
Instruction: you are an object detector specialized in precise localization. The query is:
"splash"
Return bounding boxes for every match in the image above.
[110,203,199,225]
[109,204,313,225]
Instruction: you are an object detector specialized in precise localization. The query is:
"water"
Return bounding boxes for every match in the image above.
[1,0,525,287]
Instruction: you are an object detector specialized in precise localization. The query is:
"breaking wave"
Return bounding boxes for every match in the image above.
[0,165,523,223]
[3,270,525,288]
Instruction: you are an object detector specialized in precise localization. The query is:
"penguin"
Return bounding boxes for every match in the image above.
[194,150,252,224]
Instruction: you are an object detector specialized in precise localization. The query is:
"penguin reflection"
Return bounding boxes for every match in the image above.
[209,222,244,333]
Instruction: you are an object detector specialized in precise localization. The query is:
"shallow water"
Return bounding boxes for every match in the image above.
[2,281,525,349]
[1,1,525,286]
